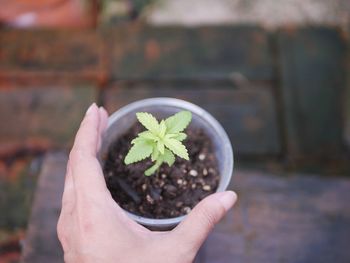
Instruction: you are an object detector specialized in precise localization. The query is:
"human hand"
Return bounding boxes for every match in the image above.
[57,103,237,263]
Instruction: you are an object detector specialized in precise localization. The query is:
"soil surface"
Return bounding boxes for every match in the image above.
[103,123,220,219]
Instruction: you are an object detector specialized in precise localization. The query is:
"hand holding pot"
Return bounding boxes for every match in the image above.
[57,103,237,263]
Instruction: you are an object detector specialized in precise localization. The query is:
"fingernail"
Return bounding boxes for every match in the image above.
[99,106,106,114]
[86,103,96,115]
[217,191,237,211]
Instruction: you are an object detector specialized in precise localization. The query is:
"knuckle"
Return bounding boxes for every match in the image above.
[57,213,73,252]
[57,217,66,240]
[62,198,75,214]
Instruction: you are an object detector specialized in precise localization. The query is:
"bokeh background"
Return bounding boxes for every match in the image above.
[0,0,350,262]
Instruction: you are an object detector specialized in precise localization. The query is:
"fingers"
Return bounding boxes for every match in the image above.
[59,104,111,253]
[68,103,109,199]
[172,191,237,253]
[72,103,100,157]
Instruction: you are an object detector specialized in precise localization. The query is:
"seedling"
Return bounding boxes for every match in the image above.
[124,111,192,176]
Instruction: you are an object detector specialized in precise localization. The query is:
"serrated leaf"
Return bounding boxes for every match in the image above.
[164,138,189,160]
[166,132,187,141]
[136,112,159,134]
[159,120,166,138]
[139,131,158,141]
[163,149,175,166]
[131,137,147,144]
[175,133,187,141]
[125,110,192,176]
[165,111,192,133]
[157,141,165,155]
[151,147,159,161]
[124,141,153,164]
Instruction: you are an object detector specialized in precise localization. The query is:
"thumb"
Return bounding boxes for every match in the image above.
[172,191,237,252]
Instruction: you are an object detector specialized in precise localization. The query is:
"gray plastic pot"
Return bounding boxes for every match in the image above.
[99,98,234,230]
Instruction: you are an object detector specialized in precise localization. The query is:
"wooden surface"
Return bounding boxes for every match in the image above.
[108,25,274,81]
[205,170,350,263]
[0,85,96,156]
[0,30,104,80]
[21,153,66,263]
[278,27,347,158]
[21,152,350,262]
[0,25,349,163]
[103,81,280,156]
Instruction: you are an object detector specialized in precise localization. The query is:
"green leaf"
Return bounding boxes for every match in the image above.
[131,137,147,145]
[164,138,189,160]
[159,120,166,138]
[163,149,175,166]
[151,147,159,161]
[125,110,192,176]
[157,141,165,155]
[145,157,163,176]
[165,111,192,133]
[175,133,187,141]
[166,132,187,141]
[136,112,159,134]
[124,141,153,164]
[139,131,158,141]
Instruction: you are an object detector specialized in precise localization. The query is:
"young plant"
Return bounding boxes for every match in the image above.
[124,111,192,176]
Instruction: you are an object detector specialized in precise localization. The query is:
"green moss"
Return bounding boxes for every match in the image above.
[0,159,38,234]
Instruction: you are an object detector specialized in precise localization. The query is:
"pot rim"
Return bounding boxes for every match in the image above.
[104,97,234,229]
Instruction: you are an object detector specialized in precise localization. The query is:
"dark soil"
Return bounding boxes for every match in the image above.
[103,123,220,219]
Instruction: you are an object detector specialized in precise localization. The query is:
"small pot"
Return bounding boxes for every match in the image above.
[99,98,234,230]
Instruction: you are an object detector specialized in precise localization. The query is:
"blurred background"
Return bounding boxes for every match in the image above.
[0,0,349,262]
